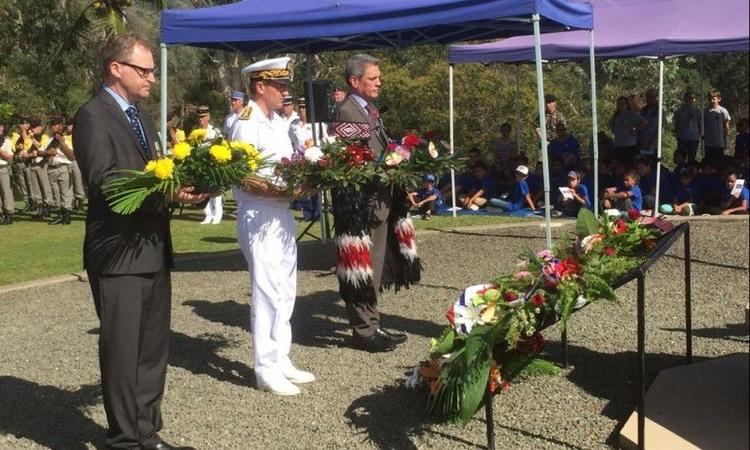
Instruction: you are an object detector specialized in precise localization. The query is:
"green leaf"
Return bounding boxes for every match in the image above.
[429,328,456,358]
[576,208,599,237]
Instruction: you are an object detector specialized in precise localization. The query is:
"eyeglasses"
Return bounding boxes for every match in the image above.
[117,61,158,78]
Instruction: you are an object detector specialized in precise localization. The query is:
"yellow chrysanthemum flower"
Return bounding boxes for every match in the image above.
[209,144,232,164]
[188,128,207,143]
[230,141,259,158]
[153,158,175,180]
[247,158,259,171]
[144,160,158,172]
[172,142,191,161]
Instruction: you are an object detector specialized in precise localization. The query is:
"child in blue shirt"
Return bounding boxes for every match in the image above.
[603,171,642,212]
[458,162,497,210]
[666,168,698,215]
[720,171,749,215]
[408,173,443,219]
[489,165,536,211]
[556,170,591,217]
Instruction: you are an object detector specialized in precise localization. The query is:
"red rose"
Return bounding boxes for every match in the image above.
[402,134,420,148]
[603,246,616,256]
[363,149,375,161]
[530,292,545,306]
[613,219,627,235]
[502,291,518,302]
[424,130,438,141]
[628,208,640,220]
[386,142,397,151]
[560,257,581,278]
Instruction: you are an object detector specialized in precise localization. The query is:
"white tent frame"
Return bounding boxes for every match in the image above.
[448,22,598,249]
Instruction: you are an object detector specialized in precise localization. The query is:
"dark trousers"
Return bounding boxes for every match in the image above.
[418,200,437,215]
[345,186,392,339]
[89,267,171,449]
[677,139,699,164]
[704,146,725,164]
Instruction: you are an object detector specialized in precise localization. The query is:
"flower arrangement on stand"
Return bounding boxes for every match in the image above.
[405,208,674,424]
[102,131,267,214]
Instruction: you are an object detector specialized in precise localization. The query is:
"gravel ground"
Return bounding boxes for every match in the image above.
[1,219,748,450]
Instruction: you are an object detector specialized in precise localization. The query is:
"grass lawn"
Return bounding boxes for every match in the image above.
[1,201,528,286]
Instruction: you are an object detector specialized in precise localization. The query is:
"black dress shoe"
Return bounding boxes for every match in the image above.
[352,334,396,353]
[376,328,407,344]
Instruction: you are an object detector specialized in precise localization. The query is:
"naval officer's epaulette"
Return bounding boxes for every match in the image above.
[238,105,253,120]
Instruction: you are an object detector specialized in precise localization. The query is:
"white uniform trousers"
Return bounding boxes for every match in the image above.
[203,195,223,223]
[237,199,297,380]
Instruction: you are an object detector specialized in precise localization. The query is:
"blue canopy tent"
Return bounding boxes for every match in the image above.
[449,0,750,216]
[160,0,594,247]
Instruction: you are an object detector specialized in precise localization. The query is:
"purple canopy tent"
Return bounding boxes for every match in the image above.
[449,0,750,216]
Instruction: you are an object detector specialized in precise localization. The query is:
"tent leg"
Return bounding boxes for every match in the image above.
[306,54,328,242]
[589,30,599,217]
[532,14,552,250]
[515,64,522,153]
[654,58,664,216]
[160,43,168,156]
[699,56,705,162]
[449,64,457,218]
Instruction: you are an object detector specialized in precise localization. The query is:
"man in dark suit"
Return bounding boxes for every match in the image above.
[332,54,407,353]
[74,33,206,450]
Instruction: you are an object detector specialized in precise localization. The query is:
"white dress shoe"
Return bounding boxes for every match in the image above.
[281,365,316,384]
[256,376,301,396]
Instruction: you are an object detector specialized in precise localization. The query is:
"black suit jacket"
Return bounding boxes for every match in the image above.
[74,89,173,275]
[332,95,388,156]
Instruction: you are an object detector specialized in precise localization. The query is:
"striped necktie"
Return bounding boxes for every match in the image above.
[124,106,150,159]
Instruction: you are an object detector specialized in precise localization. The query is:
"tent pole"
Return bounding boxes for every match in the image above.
[589,30,599,217]
[515,64,522,153]
[160,43,168,156]
[699,56,705,161]
[533,14,552,249]
[449,64,457,218]
[306,54,327,242]
[654,58,664,217]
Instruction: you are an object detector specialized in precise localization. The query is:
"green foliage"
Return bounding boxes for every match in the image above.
[576,208,599,237]
[503,354,560,381]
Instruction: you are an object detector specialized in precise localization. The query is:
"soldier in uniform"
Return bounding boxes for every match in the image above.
[279,95,298,130]
[536,94,566,143]
[0,118,15,225]
[20,118,54,218]
[46,115,75,225]
[196,105,223,224]
[229,56,315,396]
[64,119,87,211]
[15,116,32,211]
[222,91,244,136]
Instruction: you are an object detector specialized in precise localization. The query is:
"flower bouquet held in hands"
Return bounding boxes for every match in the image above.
[102,130,267,214]
[404,208,674,424]
[377,133,465,190]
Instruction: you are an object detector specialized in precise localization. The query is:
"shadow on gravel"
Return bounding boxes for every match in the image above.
[169,331,255,388]
[662,323,749,343]
[345,384,487,449]
[184,290,446,349]
[0,377,104,449]
[543,340,712,446]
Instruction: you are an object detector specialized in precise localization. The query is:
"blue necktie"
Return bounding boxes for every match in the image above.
[124,106,150,159]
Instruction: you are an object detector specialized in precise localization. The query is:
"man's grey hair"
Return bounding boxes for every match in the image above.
[345,54,380,84]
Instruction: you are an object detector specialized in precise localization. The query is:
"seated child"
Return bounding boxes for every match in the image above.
[458,162,497,210]
[665,167,697,215]
[603,171,642,212]
[719,171,749,215]
[489,165,536,211]
[556,170,591,217]
[408,173,443,219]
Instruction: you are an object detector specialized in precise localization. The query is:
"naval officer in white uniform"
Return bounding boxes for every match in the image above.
[229,56,315,396]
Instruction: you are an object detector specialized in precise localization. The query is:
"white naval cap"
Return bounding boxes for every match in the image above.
[241,56,292,82]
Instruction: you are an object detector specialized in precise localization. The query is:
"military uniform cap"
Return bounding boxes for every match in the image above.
[241,56,292,83]
[297,97,306,107]
[230,91,245,100]
[197,105,210,117]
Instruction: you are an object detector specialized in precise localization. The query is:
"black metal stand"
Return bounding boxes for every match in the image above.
[296,191,333,242]
[484,222,693,450]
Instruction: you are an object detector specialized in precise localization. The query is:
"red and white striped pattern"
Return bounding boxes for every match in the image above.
[394,218,417,261]
[335,234,374,287]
